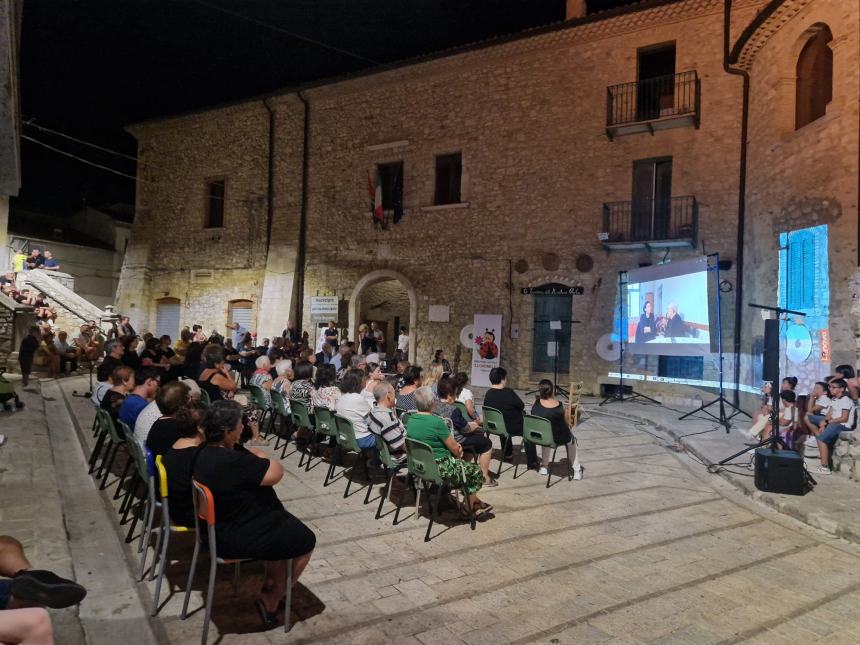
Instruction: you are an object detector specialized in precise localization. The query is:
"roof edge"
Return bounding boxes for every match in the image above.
[729,0,786,65]
[126,0,687,132]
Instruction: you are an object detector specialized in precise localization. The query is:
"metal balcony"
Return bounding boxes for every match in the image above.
[606,71,700,139]
[601,196,698,251]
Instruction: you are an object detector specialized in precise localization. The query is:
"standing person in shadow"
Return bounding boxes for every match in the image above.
[634,301,657,343]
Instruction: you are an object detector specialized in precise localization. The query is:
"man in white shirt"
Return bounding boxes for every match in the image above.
[812,378,855,475]
[397,326,409,358]
[134,399,162,448]
[227,322,246,349]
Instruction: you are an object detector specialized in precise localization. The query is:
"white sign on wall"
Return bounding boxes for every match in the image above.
[310,296,339,321]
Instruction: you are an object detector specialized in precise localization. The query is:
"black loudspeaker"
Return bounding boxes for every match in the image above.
[754,448,806,495]
[762,318,780,384]
[600,383,632,397]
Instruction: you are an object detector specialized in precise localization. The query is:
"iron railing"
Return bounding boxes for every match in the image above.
[606,71,699,127]
[602,196,698,244]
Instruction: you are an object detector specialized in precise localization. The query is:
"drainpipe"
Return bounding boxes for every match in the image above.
[295,91,310,335]
[724,0,750,406]
[262,99,276,253]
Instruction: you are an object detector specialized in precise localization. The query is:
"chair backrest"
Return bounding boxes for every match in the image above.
[145,448,157,479]
[313,406,336,436]
[198,388,211,407]
[523,414,555,447]
[400,410,416,427]
[405,437,443,485]
[270,389,290,416]
[453,401,470,419]
[375,434,400,469]
[333,414,361,452]
[155,454,169,499]
[191,479,216,526]
[248,385,269,410]
[98,409,124,443]
[120,420,150,480]
[291,400,314,428]
[481,405,509,439]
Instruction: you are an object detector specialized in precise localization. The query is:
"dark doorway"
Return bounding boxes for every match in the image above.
[532,289,572,375]
[631,157,672,241]
[637,44,676,121]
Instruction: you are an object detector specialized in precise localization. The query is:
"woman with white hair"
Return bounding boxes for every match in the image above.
[272,359,293,397]
[406,386,491,518]
[250,355,274,405]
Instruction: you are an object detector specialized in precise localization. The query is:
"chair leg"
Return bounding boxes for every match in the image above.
[425,483,442,542]
[88,430,106,473]
[375,468,391,519]
[201,553,217,645]
[363,453,374,504]
[496,436,510,476]
[99,441,118,489]
[463,485,476,531]
[546,445,559,489]
[180,539,201,619]
[393,474,407,525]
[304,430,317,472]
[232,562,240,595]
[343,452,356,498]
[513,439,522,479]
[151,523,171,614]
[149,511,166,582]
[114,452,133,500]
[125,490,145,543]
[284,558,293,633]
[119,473,139,522]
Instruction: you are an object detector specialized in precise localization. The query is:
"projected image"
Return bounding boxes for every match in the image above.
[625,257,712,356]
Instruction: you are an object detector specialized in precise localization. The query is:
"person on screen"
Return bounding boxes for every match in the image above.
[663,303,687,338]
[634,302,657,343]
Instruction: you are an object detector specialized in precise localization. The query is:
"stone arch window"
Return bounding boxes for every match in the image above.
[795,24,833,130]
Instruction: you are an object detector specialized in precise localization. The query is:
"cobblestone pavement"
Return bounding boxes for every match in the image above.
[41,377,860,642]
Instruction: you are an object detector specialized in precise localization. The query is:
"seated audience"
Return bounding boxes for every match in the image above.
[53,331,79,375]
[310,364,340,410]
[368,382,407,463]
[431,349,452,374]
[249,355,274,405]
[289,361,315,408]
[811,378,854,475]
[33,330,60,379]
[0,534,87,645]
[454,371,480,421]
[118,367,161,428]
[834,364,859,400]
[483,367,538,471]
[394,361,410,392]
[804,381,831,436]
[140,381,190,453]
[196,345,238,403]
[361,362,385,405]
[436,377,496,487]
[423,363,444,397]
[272,360,293,398]
[100,366,135,423]
[531,379,583,479]
[120,336,142,370]
[335,370,376,450]
[192,401,316,626]
[406,386,491,518]
[395,366,422,411]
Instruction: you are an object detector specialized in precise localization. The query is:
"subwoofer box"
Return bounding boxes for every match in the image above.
[754,448,806,495]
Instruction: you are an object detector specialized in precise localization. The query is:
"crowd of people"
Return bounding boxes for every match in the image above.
[750,365,859,475]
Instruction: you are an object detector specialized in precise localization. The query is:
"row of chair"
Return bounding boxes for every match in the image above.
[87,402,292,645]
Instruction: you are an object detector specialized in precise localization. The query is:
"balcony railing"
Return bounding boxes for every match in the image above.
[601,196,698,250]
[606,71,700,138]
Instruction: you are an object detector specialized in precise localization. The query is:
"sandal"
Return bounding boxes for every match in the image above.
[255,599,279,629]
[473,500,493,513]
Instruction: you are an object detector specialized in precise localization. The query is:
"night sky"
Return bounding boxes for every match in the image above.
[17,0,639,213]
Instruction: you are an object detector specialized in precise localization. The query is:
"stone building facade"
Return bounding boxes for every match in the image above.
[117,0,858,396]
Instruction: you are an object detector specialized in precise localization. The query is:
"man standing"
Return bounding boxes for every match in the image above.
[24,249,43,270]
[323,321,339,349]
[118,316,136,338]
[227,321,246,349]
[397,326,410,359]
[282,321,299,344]
[40,251,60,271]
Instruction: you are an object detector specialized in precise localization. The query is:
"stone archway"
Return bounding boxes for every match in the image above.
[349,269,418,358]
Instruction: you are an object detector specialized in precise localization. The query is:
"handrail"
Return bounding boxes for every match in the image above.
[607,70,699,127]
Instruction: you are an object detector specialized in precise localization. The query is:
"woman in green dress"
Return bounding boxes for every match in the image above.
[406,386,492,517]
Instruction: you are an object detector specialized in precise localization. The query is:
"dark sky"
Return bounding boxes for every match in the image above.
[17,0,636,213]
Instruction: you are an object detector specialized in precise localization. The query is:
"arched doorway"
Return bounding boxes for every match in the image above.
[349,270,417,359]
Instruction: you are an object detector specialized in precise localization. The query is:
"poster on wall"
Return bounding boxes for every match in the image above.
[471,314,502,387]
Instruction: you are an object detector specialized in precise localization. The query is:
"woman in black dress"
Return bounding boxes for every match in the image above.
[193,401,316,626]
[634,301,657,344]
[530,379,583,479]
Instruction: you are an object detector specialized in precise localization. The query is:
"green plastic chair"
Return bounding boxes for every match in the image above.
[521,414,572,488]
[332,414,373,502]
[248,385,274,436]
[114,421,158,563]
[289,400,316,468]
[312,407,338,484]
[454,400,471,420]
[88,408,112,474]
[269,389,293,455]
[96,412,133,497]
[198,388,211,407]
[481,405,516,476]
[400,410,416,427]
[374,434,408,521]
[395,437,475,542]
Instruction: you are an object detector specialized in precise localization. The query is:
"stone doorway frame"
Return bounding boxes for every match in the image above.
[348,269,417,358]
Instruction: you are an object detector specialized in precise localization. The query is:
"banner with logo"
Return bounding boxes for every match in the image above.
[471,314,502,387]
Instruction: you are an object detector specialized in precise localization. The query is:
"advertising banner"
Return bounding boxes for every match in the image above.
[471,314,502,387]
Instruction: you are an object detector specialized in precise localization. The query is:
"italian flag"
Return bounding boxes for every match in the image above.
[368,169,383,224]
